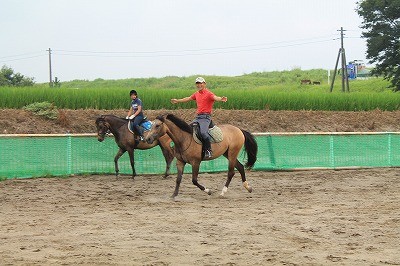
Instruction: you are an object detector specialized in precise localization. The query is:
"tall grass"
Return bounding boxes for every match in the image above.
[59,69,331,90]
[0,70,397,111]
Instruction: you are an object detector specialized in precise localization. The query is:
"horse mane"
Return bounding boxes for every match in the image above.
[165,114,193,134]
[106,114,126,121]
[96,115,126,126]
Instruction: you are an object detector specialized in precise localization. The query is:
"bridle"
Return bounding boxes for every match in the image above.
[97,118,111,139]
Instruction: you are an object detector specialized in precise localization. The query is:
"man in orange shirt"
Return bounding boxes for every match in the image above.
[171,77,228,158]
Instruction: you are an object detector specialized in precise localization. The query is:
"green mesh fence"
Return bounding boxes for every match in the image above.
[254,133,400,170]
[1,133,400,179]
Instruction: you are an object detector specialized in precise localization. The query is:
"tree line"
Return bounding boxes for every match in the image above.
[0,65,34,87]
[357,0,399,91]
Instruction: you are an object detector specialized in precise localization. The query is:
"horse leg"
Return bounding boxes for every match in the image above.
[220,158,236,196]
[221,154,253,195]
[172,160,185,198]
[114,148,126,177]
[192,163,212,195]
[235,159,253,193]
[159,144,174,178]
[127,149,136,179]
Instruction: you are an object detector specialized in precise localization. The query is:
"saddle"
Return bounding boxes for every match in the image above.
[192,121,223,145]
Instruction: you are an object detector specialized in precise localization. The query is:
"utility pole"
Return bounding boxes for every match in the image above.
[330,27,349,92]
[47,48,53,87]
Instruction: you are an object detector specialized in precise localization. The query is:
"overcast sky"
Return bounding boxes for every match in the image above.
[0,0,367,83]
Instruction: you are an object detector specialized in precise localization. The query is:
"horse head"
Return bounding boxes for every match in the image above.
[95,115,111,142]
[145,115,167,144]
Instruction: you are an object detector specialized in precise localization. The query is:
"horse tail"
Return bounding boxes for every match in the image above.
[241,129,258,169]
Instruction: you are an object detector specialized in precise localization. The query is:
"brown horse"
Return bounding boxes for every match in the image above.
[144,114,257,198]
[95,115,174,179]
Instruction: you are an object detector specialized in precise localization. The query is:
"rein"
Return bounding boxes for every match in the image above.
[98,116,125,137]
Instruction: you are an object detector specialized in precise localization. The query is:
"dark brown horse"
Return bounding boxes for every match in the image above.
[144,114,257,198]
[95,115,174,179]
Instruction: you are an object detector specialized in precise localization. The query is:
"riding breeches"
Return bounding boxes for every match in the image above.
[193,114,211,150]
[132,115,144,135]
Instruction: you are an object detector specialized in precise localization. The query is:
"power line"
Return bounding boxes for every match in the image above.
[0,54,46,63]
[0,35,340,64]
[53,37,338,58]
[55,35,338,54]
[0,51,44,59]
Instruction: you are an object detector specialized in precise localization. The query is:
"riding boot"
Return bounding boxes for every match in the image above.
[136,127,145,141]
[203,137,212,159]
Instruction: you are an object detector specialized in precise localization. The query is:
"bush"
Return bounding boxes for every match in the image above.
[23,102,58,120]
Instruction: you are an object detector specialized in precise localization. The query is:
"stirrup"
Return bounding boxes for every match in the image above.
[205,150,212,159]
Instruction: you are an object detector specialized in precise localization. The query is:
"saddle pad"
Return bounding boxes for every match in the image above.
[193,126,223,144]
[141,121,152,131]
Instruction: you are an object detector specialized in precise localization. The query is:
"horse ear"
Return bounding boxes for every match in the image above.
[156,115,165,122]
[95,115,105,123]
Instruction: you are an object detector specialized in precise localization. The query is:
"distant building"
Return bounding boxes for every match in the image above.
[347,60,370,79]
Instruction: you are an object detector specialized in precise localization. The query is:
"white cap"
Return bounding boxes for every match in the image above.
[195,77,206,83]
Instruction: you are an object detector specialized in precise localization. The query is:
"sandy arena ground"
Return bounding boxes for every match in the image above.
[1,108,400,265]
[1,168,399,265]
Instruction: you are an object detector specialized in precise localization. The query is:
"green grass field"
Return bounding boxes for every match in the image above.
[0,69,396,111]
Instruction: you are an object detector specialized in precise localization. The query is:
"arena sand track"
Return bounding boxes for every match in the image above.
[0,168,399,265]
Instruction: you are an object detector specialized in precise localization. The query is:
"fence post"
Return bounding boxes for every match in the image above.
[329,135,335,168]
[388,133,392,166]
[66,133,72,175]
[267,134,276,169]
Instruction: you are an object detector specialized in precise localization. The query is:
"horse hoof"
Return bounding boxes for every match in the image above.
[204,188,212,195]
[171,195,179,202]
[220,186,228,197]
[243,181,252,193]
